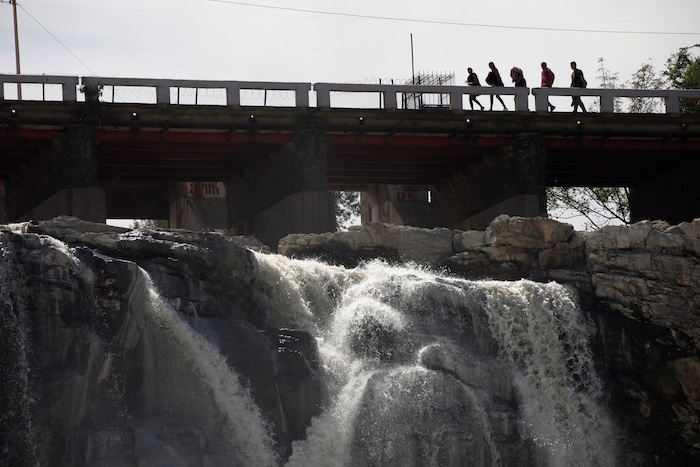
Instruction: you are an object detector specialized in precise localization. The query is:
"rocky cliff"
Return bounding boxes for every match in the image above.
[1,215,698,466]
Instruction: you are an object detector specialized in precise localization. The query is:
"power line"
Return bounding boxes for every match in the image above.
[12,1,98,75]
[209,0,700,36]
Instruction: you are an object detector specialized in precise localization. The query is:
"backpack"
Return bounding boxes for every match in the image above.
[548,69,555,85]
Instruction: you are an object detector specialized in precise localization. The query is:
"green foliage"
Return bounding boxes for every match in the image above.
[547,186,630,230]
[131,219,168,229]
[593,57,623,112]
[628,62,665,113]
[334,191,360,230]
[79,81,103,101]
[663,44,700,113]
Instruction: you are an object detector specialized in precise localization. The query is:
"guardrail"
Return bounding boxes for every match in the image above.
[86,77,311,107]
[313,82,531,111]
[1,74,698,115]
[0,74,79,101]
[531,87,700,114]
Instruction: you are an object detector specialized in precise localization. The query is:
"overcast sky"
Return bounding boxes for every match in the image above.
[2,0,699,88]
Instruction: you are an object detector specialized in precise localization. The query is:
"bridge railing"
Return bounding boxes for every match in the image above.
[0,74,79,101]
[84,77,312,108]
[2,74,699,115]
[532,87,700,114]
[313,83,530,111]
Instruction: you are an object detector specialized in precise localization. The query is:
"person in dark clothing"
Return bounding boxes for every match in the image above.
[485,62,507,110]
[570,61,587,113]
[541,61,556,112]
[510,67,527,87]
[466,67,485,111]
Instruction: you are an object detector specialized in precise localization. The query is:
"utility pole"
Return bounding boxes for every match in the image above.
[12,0,22,99]
[410,34,415,84]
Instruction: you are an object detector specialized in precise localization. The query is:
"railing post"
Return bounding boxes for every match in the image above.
[514,88,529,111]
[665,94,680,114]
[314,84,331,109]
[226,85,241,107]
[155,85,169,105]
[533,89,549,112]
[295,84,310,108]
[600,92,615,113]
[384,87,397,110]
[449,90,463,110]
[63,78,78,102]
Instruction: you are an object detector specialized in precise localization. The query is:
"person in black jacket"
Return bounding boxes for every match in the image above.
[570,61,588,113]
[466,67,485,110]
[485,62,507,110]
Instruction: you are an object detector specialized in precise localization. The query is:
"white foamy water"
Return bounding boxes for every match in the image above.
[480,279,618,466]
[251,254,619,467]
[0,235,41,467]
[135,268,280,467]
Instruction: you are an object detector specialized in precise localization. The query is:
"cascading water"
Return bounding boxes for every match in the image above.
[1,225,621,466]
[252,254,620,467]
[129,267,280,467]
[0,235,40,467]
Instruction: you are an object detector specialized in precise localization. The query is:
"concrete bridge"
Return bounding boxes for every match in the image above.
[1,74,699,248]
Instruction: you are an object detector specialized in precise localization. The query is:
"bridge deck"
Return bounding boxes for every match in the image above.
[1,101,698,189]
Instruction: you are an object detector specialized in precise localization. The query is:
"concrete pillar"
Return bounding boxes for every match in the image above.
[431,133,547,230]
[169,182,228,231]
[360,185,434,227]
[226,129,335,249]
[54,124,99,190]
[8,124,106,223]
[629,158,700,224]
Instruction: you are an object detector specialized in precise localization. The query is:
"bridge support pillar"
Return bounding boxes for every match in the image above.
[431,133,547,230]
[226,129,336,250]
[629,157,700,224]
[169,182,228,231]
[7,124,106,223]
[360,185,434,227]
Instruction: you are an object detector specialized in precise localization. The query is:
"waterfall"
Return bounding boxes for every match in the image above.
[253,254,619,467]
[1,226,621,466]
[480,280,618,466]
[133,268,280,466]
[0,235,41,467]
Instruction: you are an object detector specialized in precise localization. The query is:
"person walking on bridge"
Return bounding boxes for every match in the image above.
[570,61,588,113]
[466,67,485,111]
[510,67,527,87]
[541,62,556,112]
[485,62,507,111]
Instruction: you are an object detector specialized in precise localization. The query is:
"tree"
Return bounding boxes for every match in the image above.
[663,44,700,113]
[590,57,623,112]
[547,187,630,230]
[131,219,168,229]
[628,61,665,113]
[334,191,360,230]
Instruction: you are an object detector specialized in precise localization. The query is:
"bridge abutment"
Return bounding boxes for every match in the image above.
[226,129,336,249]
[7,124,106,223]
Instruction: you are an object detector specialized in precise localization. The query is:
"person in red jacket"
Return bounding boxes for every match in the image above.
[541,62,556,112]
